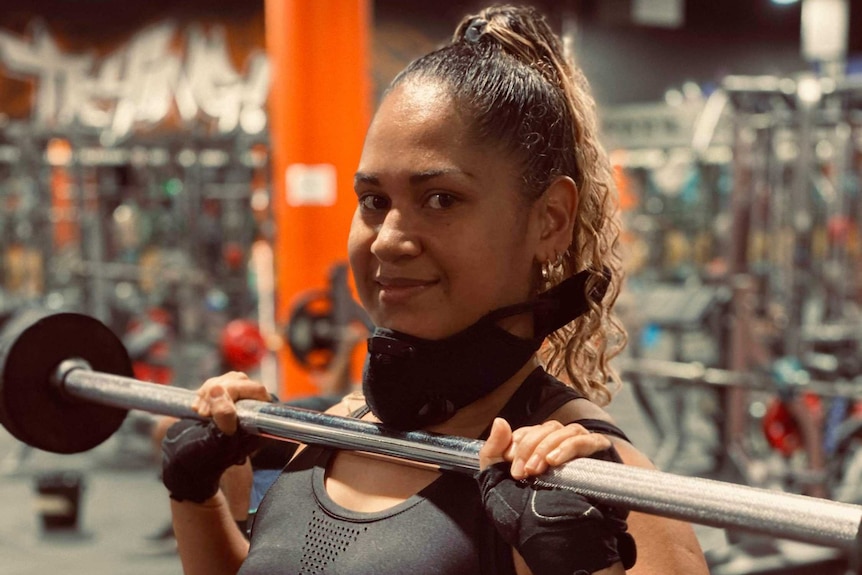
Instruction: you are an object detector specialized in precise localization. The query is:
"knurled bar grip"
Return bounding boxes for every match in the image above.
[541,464,862,552]
[57,361,862,553]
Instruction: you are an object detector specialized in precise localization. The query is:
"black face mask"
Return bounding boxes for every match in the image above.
[361,269,609,430]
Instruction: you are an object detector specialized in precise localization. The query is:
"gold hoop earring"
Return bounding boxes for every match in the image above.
[542,253,565,288]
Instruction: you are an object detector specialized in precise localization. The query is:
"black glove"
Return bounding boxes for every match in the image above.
[161,419,262,503]
[477,447,637,575]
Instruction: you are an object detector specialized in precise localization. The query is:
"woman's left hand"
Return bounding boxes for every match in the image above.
[479,417,612,479]
[477,418,636,574]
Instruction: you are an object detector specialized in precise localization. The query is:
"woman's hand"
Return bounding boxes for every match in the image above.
[161,372,270,504]
[480,417,613,479]
[477,418,637,574]
[191,371,272,435]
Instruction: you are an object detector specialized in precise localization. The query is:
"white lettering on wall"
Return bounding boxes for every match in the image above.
[0,20,270,140]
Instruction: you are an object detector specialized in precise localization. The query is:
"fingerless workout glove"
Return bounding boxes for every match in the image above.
[477,447,637,575]
[161,419,262,504]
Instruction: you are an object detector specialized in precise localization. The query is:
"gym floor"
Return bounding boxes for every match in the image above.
[0,419,183,575]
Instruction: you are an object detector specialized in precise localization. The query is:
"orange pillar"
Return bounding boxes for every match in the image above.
[264,0,371,399]
[47,138,78,251]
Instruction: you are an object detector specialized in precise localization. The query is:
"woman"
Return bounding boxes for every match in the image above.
[163,5,709,574]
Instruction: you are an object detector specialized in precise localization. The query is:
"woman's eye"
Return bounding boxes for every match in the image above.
[426,193,456,209]
[358,194,389,211]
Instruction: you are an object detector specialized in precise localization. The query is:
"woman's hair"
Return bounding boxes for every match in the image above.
[389,4,626,405]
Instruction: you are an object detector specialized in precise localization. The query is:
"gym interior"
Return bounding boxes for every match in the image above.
[1,1,861,574]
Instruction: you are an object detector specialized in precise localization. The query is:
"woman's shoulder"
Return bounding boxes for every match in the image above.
[527,369,613,424]
[549,398,631,439]
[546,395,615,426]
[324,391,368,417]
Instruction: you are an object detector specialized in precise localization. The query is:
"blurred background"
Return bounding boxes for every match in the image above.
[0,0,861,573]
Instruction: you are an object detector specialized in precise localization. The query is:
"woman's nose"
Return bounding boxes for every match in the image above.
[370,210,421,261]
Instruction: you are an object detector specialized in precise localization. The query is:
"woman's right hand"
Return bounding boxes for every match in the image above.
[161,372,270,504]
[191,371,273,435]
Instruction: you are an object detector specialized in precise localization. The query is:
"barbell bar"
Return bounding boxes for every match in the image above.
[2,311,862,556]
[616,356,862,399]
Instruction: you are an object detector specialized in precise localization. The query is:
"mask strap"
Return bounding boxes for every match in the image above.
[482,268,610,339]
[535,267,610,335]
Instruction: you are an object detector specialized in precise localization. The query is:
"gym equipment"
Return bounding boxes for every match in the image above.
[616,356,862,400]
[624,284,729,471]
[2,310,862,555]
[762,393,823,457]
[220,318,267,371]
[34,470,85,532]
[285,263,372,370]
[0,309,133,454]
[285,288,338,369]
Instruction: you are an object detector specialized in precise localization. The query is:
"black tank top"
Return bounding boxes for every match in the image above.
[239,367,631,575]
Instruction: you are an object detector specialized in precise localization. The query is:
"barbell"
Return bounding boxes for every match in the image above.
[1,310,862,557]
[615,356,862,399]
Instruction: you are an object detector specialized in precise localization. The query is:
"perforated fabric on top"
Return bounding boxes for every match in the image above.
[299,510,368,574]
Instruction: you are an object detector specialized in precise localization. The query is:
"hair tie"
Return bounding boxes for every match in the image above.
[464,17,487,43]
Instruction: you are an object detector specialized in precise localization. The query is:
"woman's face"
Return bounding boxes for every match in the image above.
[349,79,543,339]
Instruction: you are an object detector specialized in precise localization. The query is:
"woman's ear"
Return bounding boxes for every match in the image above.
[534,175,578,260]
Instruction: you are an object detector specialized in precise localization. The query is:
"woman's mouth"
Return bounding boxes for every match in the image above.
[375,276,438,303]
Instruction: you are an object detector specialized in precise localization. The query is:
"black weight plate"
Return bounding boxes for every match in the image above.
[285,291,336,369]
[0,309,133,454]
